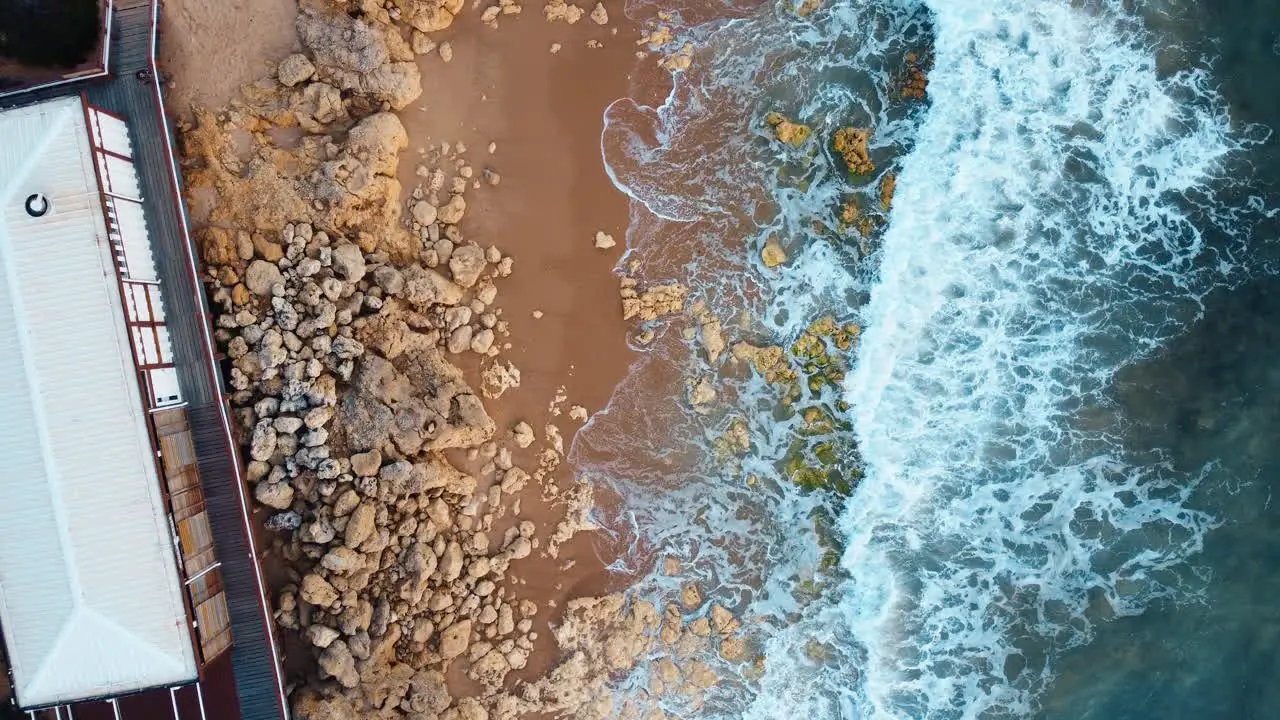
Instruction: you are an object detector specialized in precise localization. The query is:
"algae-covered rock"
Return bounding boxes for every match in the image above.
[880,173,897,211]
[833,127,874,174]
[766,111,812,147]
[902,52,929,100]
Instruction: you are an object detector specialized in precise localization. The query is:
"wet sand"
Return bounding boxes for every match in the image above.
[392,10,644,687]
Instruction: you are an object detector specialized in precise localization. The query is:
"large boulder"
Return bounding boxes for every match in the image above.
[300,573,339,607]
[253,480,294,510]
[399,0,465,32]
[345,113,408,176]
[359,62,423,111]
[297,10,388,75]
[336,349,494,455]
[245,260,284,296]
[405,669,451,715]
[402,265,464,308]
[295,10,423,109]
[448,243,486,288]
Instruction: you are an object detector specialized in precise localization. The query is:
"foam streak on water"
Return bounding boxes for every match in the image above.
[811,1,1243,718]
[591,0,1255,717]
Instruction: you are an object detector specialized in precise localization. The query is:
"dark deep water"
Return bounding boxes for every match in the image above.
[1043,2,1280,717]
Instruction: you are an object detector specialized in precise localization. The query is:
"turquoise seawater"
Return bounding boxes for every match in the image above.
[575,1,1280,717]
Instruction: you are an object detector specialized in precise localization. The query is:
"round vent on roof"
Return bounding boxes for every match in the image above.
[25,193,50,218]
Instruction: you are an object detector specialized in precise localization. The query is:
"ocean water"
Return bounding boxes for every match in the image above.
[575,0,1280,717]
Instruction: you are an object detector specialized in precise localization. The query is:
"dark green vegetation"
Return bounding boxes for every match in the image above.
[0,0,100,68]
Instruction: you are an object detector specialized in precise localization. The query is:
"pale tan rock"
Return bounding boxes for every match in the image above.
[689,376,716,408]
[710,604,739,635]
[545,423,564,454]
[720,635,748,662]
[245,260,283,296]
[306,623,340,649]
[544,0,585,23]
[471,328,496,354]
[318,640,359,687]
[762,236,788,268]
[320,546,363,575]
[411,31,437,55]
[440,540,465,581]
[300,573,339,607]
[594,230,616,249]
[277,53,316,87]
[440,618,472,659]
[411,200,438,225]
[345,502,376,548]
[481,361,521,399]
[350,449,381,477]
[254,480,294,510]
[590,1,608,24]
[439,194,467,224]
[448,325,474,354]
[512,421,535,448]
[331,489,360,517]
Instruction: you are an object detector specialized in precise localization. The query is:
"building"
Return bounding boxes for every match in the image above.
[0,3,288,719]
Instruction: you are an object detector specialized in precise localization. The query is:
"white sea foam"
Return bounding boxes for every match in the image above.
[587,0,1254,718]
[752,2,1246,718]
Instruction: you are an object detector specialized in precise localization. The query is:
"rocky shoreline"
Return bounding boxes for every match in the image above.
[178,0,748,717]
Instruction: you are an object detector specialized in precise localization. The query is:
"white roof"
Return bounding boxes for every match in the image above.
[0,97,198,707]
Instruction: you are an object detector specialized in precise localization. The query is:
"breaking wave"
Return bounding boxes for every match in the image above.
[581,0,1265,717]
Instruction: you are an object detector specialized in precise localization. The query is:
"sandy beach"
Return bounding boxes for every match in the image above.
[160,0,666,714]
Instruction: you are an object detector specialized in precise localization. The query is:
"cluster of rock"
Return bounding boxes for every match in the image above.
[543,0,585,23]
[901,51,929,100]
[480,0,523,28]
[201,184,562,708]
[480,572,747,719]
[765,111,812,147]
[183,3,614,717]
[183,1,780,717]
[618,277,687,322]
[832,127,875,175]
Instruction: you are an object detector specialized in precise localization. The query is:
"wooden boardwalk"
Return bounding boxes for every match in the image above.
[51,3,289,719]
